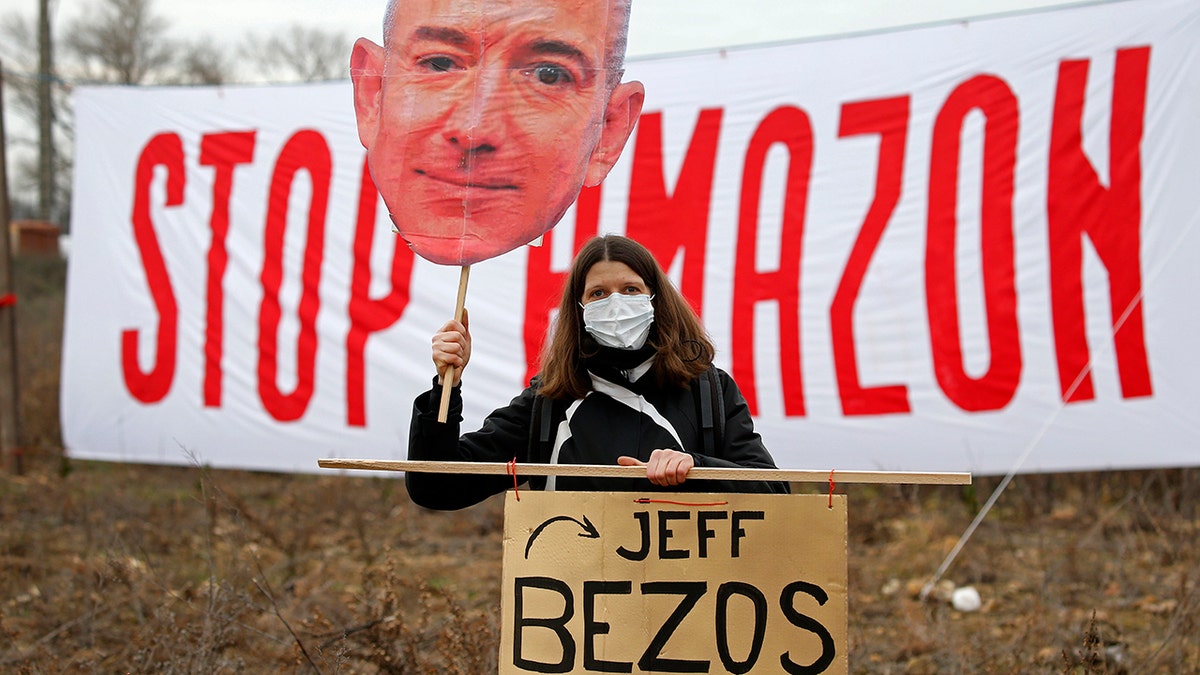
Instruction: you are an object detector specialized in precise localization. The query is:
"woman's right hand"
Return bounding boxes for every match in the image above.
[432,308,471,386]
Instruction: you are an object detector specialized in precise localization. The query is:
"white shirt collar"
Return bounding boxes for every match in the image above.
[622,356,655,383]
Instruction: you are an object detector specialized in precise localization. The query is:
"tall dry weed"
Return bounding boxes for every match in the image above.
[13,254,66,452]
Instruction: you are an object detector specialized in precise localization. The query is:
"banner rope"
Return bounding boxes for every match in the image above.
[921,223,1183,597]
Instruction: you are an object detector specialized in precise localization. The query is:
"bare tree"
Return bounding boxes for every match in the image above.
[61,0,176,85]
[2,0,347,227]
[1,13,43,125]
[1,10,71,224]
[171,39,234,86]
[4,0,232,224]
[239,24,351,83]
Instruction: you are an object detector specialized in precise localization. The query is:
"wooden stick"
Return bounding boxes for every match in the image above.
[437,265,471,423]
[317,458,971,485]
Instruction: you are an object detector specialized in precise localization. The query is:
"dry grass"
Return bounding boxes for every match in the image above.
[1,254,1197,673]
[12,254,65,453]
[1,459,1196,673]
[840,472,1198,674]
[0,456,503,673]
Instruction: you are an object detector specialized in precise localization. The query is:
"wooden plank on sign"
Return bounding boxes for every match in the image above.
[317,458,971,485]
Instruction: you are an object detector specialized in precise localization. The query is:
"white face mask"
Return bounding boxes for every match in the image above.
[581,293,655,350]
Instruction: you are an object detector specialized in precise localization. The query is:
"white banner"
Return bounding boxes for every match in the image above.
[63,0,1200,475]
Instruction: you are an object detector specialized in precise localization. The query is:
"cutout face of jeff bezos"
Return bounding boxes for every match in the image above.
[351,0,644,265]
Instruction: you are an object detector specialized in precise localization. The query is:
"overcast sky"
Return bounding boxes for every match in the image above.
[0,0,1098,61]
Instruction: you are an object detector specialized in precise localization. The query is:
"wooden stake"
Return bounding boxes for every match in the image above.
[317,458,971,485]
[437,265,470,423]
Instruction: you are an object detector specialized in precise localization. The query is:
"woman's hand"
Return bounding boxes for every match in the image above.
[618,449,694,487]
[432,309,471,386]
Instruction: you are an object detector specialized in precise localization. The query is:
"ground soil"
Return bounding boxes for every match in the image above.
[1,452,1196,674]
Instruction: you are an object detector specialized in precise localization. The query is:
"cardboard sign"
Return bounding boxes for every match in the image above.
[500,492,847,674]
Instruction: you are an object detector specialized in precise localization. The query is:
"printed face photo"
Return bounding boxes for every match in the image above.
[351,0,644,265]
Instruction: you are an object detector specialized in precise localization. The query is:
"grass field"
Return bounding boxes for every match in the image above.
[1,256,1197,673]
[2,457,1196,673]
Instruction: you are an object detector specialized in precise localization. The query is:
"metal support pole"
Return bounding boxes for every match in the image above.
[0,61,25,475]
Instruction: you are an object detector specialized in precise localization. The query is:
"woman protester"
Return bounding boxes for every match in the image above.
[407,235,788,509]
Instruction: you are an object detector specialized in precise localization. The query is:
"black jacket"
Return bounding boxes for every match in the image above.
[407,366,789,510]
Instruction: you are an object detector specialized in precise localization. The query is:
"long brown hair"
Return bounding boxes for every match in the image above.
[537,235,715,399]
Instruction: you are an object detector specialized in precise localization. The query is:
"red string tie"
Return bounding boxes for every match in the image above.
[828,469,836,509]
[507,457,520,501]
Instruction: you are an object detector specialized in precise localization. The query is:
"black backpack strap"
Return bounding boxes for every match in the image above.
[526,378,558,490]
[698,372,715,454]
[537,394,555,458]
[527,376,560,465]
[696,367,725,455]
[710,367,725,451]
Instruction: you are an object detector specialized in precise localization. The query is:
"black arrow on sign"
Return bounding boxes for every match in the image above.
[525,515,600,559]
